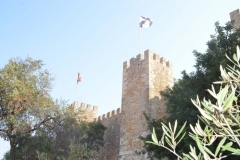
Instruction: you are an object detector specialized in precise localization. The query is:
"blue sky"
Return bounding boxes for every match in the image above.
[0,0,239,158]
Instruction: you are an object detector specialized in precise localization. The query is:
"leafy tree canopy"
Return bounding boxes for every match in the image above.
[54,106,106,159]
[142,21,240,159]
[0,57,56,158]
[147,46,240,159]
[0,57,106,160]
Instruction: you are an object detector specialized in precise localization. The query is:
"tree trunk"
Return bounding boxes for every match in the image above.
[9,136,17,160]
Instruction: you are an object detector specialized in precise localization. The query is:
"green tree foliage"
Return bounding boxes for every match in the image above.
[165,21,240,125]
[147,46,240,160]
[54,107,106,159]
[68,143,96,160]
[2,101,106,160]
[0,57,56,159]
[142,21,240,159]
[3,127,56,160]
[0,57,106,160]
[139,113,178,159]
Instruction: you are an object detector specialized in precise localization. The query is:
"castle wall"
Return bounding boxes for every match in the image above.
[230,8,240,30]
[119,50,173,160]
[95,108,122,160]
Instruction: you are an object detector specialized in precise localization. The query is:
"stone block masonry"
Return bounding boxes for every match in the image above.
[96,108,122,160]
[230,8,240,31]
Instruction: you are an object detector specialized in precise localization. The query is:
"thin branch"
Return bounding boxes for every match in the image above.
[158,144,182,159]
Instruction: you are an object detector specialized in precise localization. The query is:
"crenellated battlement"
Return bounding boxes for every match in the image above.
[71,101,98,122]
[94,108,122,121]
[71,101,98,111]
[123,49,172,69]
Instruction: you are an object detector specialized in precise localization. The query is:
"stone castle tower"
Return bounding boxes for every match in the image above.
[119,50,173,159]
[71,8,240,160]
[72,50,173,160]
